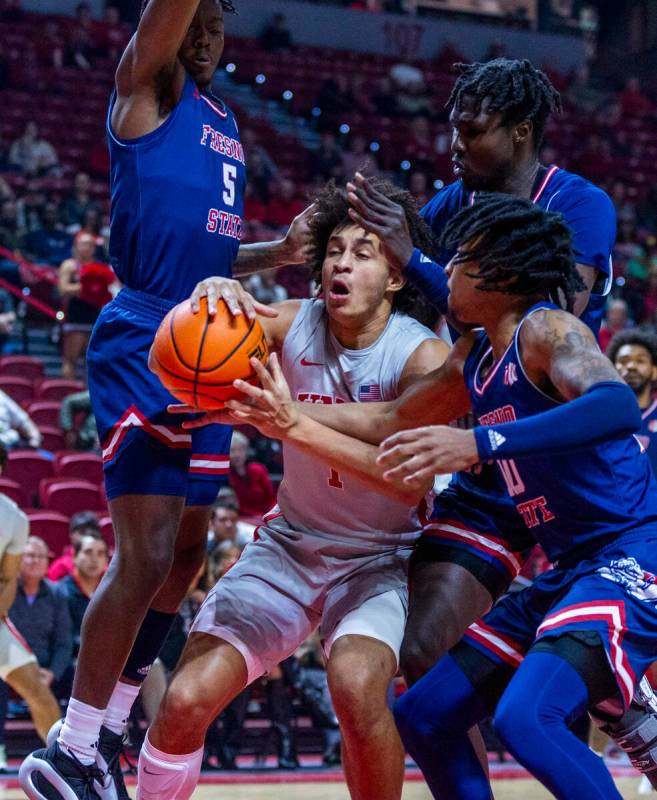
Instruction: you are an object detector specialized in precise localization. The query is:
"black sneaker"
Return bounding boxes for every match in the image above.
[96,726,133,800]
[19,741,104,800]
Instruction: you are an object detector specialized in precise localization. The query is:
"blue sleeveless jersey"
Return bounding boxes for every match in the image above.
[421,166,616,527]
[638,398,657,476]
[463,305,657,563]
[107,75,246,302]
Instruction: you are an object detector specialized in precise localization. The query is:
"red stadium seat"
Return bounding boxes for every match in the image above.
[0,477,27,507]
[27,511,71,557]
[0,376,34,405]
[5,451,54,506]
[98,515,115,551]
[27,401,62,430]
[0,355,45,382]
[54,453,103,484]
[42,479,105,516]
[36,379,85,402]
[39,426,67,452]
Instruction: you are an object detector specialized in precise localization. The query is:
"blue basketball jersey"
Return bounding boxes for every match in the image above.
[421,165,616,335]
[106,75,246,303]
[638,399,657,476]
[462,304,657,563]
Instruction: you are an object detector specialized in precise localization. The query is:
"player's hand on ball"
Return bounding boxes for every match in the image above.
[282,202,317,265]
[226,353,299,438]
[377,426,480,485]
[346,172,414,271]
[167,404,234,428]
[190,277,278,319]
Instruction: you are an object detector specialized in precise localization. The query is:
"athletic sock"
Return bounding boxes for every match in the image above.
[103,681,141,735]
[137,732,204,800]
[58,698,107,765]
[494,652,623,800]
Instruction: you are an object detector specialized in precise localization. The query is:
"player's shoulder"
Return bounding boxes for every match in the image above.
[421,181,465,223]
[546,167,615,215]
[520,305,596,350]
[390,310,438,338]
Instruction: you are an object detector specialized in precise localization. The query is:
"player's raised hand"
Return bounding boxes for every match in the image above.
[190,277,278,319]
[377,425,480,485]
[226,353,299,439]
[346,172,414,271]
[281,202,317,265]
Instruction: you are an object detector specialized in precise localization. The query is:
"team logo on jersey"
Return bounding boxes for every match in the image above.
[359,384,382,401]
[598,557,657,604]
[504,363,518,386]
[486,430,507,451]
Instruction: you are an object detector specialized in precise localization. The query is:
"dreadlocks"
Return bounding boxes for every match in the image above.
[607,329,657,366]
[140,0,235,16]
[308,180,439,328]
[442,193,582,312]
[446,59,562,150]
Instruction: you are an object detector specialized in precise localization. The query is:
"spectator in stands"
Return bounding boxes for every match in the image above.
[389,62,433,118]
[340,134,379,180]
[58,231,112,379]
[239,129,278,202]
[96,5,131,61]
[264,178,307,229]
[62,171,99,229]
[38,20,65,70]
[9,537,73,694]
[245,270,289,306]
[259,13,294,52]
[22,202,73,267]
[599,298,631,351]
[0,290,15,354]
[564,65,607,114]
[0,0,24,22]
[0,198,23,255]
[408,170,431,208]
[207,497,252,555]
[0,390,41,449]
[48,511,101,582]
[618,75,654,117]
[16,180,49,233]
[54,534,108,659]
[306,131,343,182]
[59,390,98,451]
[67,2,99,70]
[228,431,276,519]
[8,122,59,178]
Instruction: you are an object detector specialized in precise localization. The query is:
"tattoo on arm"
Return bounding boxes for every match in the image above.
[234,242,286,277]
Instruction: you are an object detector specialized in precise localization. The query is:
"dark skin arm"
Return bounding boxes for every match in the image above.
[112,0,202,139]
[347,172,598,324]
[378,308,623,485]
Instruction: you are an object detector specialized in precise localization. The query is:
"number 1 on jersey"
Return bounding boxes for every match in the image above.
[328,468,344,489]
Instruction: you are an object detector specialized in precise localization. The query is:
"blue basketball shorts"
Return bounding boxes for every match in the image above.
[414,481,535,601]
[87,287,232,506]
[461,532,657,709]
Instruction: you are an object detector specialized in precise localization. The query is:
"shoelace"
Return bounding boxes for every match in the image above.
[66,749,105,793]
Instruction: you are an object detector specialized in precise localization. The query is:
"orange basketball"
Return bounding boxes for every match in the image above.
[149,296,268,410]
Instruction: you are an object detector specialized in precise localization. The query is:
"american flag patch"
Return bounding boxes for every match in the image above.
[358,384,382,401]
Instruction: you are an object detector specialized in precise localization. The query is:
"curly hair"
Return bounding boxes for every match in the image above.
[446,58,562,151]
[607,329,657,367]
[442,193,582,312]
[307,180,439,328]
[140,0,235,17]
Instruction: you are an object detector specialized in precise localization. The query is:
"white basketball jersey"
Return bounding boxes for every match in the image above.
[276,299,437,553]
[0,493,28,561]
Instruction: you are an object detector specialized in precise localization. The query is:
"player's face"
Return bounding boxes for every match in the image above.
[614,344,657,394]
[445,245,487,327]
[450,95,516,191]
[179,0,225,90]
[321,224,405,323]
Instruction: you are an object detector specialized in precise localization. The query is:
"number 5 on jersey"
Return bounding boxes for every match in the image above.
[223,164,237,207]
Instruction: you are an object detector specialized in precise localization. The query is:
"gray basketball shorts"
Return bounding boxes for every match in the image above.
[192,519,411,683]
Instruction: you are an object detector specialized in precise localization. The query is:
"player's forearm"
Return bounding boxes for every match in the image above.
[296,399,398,445]
[285,415,425,504]
[233,240,299,277]
[404,249,450,314]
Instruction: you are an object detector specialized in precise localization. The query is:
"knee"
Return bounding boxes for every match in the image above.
[169,538,207,583]
[159,683,214,734]
[329,669,389,740]
[400,628,448,686]
[112,534,177,592]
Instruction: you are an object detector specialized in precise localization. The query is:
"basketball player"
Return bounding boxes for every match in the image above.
[135,180,448,800]
[382,197,657,799]
[0,444,61,742]
[608,329,657,474]
[344,58,617,686]
[20,2,310,798]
